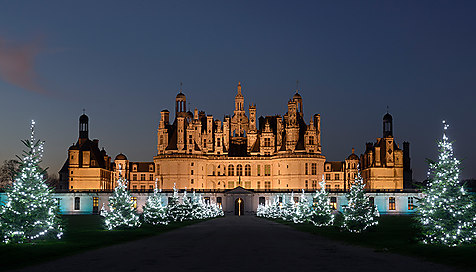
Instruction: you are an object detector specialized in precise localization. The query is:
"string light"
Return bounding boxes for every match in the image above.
[342,166,379,233]
[101,165,141,230]
[0,120,63,244]
[416,121,476,246]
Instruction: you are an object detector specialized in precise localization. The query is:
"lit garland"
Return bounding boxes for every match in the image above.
[416,121,476,246]
[101,167,141,230]
[0,120,63,244]
[309,175,335,227]
[342,166,379,233]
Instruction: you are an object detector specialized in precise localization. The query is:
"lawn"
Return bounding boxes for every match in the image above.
[273,215,476,270]
[0,215,206,270]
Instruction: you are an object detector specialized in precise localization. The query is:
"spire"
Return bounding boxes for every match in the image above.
[236,81,243,97]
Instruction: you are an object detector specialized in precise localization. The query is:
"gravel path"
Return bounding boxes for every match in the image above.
[16,216,460,272]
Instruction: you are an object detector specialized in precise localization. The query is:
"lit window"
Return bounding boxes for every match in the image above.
[264,181,271,189]
[245,181,251,188]
[325,174,331,180]
[228,181,234,188]
[257,165,261,176]
[330,197,337,210]
[312,180,317,189]
[408,197,415,210]
[149,174,153,180]
[389,197,396,210]
[131,197,137,209]
[335,174,339,180]
[132,174,137,181]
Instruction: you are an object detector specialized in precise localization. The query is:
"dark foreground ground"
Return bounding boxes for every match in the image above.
[15,216,459,272]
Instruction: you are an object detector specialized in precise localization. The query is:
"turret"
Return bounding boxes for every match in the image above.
[79,113,89,145]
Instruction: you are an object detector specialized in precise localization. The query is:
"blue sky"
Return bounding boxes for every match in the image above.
[0,1,475,180]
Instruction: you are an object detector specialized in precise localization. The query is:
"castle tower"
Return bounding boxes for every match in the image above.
[79,113,89,145]
[292,90,303,117]
[175,90,186,117]
[231,82,249,137]
[383,112,393,138]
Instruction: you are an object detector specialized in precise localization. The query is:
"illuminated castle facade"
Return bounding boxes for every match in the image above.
[59,82,411,192]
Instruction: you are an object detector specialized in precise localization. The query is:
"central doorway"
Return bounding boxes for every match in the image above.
[235,198,244,216]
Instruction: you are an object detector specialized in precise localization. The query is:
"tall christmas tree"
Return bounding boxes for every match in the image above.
[416,121,476,246]
[342,167,379,233]
[101,167,141,230]
[309,175,334,227]
[143,181,169,225]
[0,120,63,244]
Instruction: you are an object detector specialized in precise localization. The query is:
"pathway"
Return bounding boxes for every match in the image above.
[16,216,460,272]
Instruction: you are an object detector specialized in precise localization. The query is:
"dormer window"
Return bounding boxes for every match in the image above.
[133,164,137,171]
[149,164,154,172]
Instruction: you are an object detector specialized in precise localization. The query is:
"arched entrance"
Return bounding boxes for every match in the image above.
[235,198,244,216]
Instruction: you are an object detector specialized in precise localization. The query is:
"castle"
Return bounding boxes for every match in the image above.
[59,82,412,192]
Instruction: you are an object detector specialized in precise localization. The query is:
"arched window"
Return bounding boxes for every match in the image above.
[245,164,251,176]
[236,164,243,176]
[228,165,234,176]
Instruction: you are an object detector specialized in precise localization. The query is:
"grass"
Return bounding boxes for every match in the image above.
[272,215,476,270]
[0,215,206,270]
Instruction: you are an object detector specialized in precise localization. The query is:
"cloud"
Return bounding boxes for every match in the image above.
[0,37,49,95]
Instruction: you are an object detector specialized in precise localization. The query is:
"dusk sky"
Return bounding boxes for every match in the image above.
[0,1,475,181]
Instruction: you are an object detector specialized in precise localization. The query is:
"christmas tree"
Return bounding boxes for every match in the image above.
[416,121,476,246]
[342,167,379,233]
[143,181,169,225]
[309,176,335,227]
[281,192,296,221]
[166,184,183,222]
[0,120,63,244]
[190,191,207,220]
[179,189,194,221]
[292,189,311,224]
[101,167,141,230]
